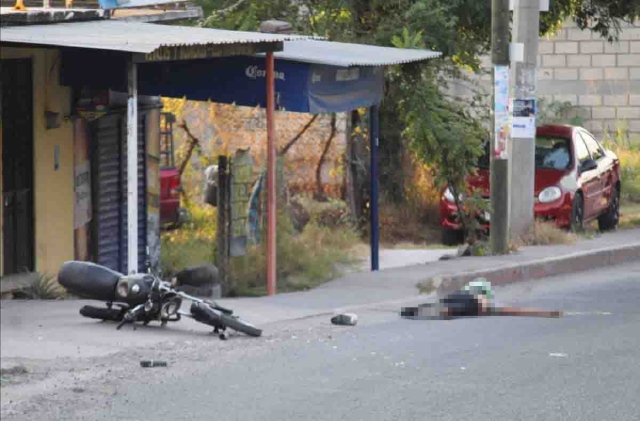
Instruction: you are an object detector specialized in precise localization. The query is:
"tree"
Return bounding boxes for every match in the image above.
[314,113,337,201]
[397,62,488,242]
[193,0,639,238]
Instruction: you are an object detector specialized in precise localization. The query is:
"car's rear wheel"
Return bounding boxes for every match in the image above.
[570,193,584,233]
[598,186,620,232]
[442,228,464,246]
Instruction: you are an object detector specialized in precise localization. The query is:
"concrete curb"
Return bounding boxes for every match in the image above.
[433,243,640,296]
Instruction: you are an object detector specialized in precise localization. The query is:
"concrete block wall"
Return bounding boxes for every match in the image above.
[449,19,640,139]
[536,19,640,137]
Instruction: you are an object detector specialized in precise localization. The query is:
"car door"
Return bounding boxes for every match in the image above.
[579,131,611,217]
[574,132,600,221]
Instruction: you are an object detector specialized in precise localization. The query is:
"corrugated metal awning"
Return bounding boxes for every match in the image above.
[0,20,307,61]
[273,39,442,67]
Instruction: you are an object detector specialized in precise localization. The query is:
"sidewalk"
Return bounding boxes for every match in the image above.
[1,228,639,362]
[219,228,640,324]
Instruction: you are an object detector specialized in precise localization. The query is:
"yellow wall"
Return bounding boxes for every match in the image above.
[1,47,74,277]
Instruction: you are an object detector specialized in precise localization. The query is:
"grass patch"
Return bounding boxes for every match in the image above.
[620,203,640,230]
[230,212,361,296]
[161,199,361,295]
[161,202,217,278]
[513,220,579,247]
[10,273,67,300]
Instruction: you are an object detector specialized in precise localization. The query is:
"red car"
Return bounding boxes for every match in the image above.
[160,113,184,228]
[440,124,621,245]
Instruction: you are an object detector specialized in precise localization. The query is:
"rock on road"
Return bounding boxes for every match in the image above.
[3,262,640,421]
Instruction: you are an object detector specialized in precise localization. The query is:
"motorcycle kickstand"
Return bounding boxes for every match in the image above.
[102,302,112,322]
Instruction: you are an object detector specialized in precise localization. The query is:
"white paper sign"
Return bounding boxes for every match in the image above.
[512,98,537,138]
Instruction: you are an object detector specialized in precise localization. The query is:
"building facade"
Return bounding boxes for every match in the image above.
[1,45,162,278]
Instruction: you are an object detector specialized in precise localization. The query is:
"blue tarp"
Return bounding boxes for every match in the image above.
[60,51,384,114]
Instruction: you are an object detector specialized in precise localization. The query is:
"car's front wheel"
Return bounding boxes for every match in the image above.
[570,193,584,233]
[598,186,620,232]
[442,228,464,246]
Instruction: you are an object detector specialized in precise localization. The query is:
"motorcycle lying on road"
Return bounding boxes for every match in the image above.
[58,261,262,339]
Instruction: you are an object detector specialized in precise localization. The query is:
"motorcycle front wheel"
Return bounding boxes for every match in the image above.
[190,302,262,337]
[218,313,262,337]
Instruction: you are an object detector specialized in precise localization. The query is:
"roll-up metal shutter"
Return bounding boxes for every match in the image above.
[91,112,147,274]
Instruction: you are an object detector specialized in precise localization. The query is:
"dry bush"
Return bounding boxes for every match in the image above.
[369,153,443,246]
[374,203,440,245]
[513,220,578,247]
[230,211,360,296]
[295,196,354,228]
[161,198,361,296]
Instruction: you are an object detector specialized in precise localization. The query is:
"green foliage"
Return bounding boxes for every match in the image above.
[537,98,585,127]
[161,201,218,278]
[398,64,488,241]
[391,28,426,50]
[601,127,640,204]
[194,0,639,239]
[161,199,360,295]
[540,0,640,42]
[230,209,360,296]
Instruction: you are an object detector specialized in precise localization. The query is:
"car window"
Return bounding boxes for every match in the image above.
[579,132,604,161]
[574,134,591,164]
[535,136,571,170]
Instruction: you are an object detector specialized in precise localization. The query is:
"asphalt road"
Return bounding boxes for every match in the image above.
[5,262,640,421]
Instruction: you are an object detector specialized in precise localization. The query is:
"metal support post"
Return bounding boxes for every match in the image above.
[266,51,277,295]
[369,105,380,271]
[127,58,139,273]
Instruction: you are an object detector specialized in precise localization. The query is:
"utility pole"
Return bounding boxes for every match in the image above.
[509,0,541,240]
[490,0,511,254]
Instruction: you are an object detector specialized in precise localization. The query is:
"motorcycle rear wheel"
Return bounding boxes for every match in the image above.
[80,305,125,322]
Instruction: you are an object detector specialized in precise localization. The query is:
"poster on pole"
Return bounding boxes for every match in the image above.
[512,98,537,138]
[493,66,510,159]
[230,149,254,257]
